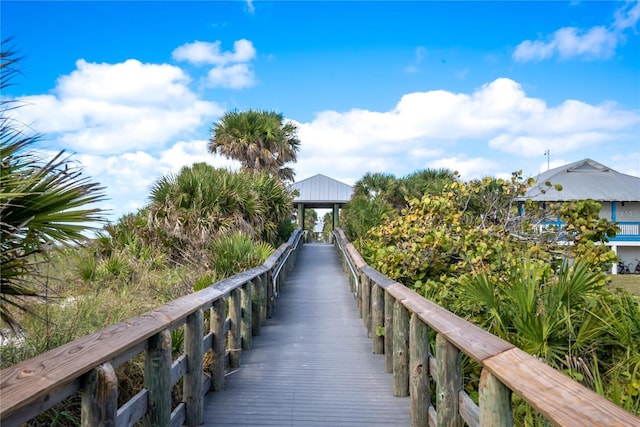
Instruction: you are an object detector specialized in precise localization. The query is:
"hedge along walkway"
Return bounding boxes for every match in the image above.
[201,243,410,426]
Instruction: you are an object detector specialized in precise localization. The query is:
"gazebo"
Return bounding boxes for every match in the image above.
[288,174,354,231]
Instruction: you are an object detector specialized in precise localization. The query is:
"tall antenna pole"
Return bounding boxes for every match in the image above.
[544,149,550,171]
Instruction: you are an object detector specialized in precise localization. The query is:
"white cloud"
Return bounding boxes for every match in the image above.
[78,140,240,222]
[172,39,256,66]
[488,132,610,157]
[427,157,500,179]
[173,39,257,88]
[207,63,255,88]
[613,1,640,32]
[405,46,427,73]
[245,0,255,14]
[293,77,639,182]
[513,1,639,62]
[9,59,223,154]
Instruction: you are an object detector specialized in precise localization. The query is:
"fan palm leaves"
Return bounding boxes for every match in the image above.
[1,42,106,331]
[459,258,608,367]
[148,163,293,264]
[208,109,300,182]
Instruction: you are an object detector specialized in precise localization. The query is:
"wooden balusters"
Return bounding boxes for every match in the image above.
[81,363,118,427]
[384,292,394,374]
[184,309,204,425]
[371,284,385,354]
[436,333,462,427]
[145,330,172,426]
[410,315,429,427]
[210,298,226,392]
[479,370,512,427]
[393,299,410,397]
[241,281,252,350]
[229,289,242,368]
[362,275,372,337]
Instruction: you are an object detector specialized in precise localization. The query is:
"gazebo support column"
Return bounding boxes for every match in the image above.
[297,203,305,229]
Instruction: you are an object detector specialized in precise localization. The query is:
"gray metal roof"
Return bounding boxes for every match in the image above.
[523,158,640,202]
[289,174,354,207]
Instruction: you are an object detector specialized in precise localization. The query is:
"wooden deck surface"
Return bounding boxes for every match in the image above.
[200,243,410,426]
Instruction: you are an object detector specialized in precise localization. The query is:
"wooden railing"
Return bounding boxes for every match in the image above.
[0,228,304,427]
[333,228,639,427]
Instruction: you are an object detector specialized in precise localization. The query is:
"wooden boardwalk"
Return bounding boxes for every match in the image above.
[201,243,410,426]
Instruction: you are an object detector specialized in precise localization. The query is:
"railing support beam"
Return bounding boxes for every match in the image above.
[251,278,262,336]
[384,292,394,373]
[410,315,429,427]
[241,281,252,350]
[229,288,242,368]
[145,330,172,427]
[436,333,462,427]
[82,362,118,427]
[479,370,512,427]
[210,298,226,392]
[362,275,372,337]
[184,309,204,426]
[371,284,385,354]
[393,300,409,397]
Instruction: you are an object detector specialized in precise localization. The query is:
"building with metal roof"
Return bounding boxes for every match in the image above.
[523,158,640,273]
[523,158,640,202]
[288,174,354,231]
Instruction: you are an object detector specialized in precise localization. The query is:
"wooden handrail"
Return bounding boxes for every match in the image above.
[333,228,639,427]
[0,228,304,426]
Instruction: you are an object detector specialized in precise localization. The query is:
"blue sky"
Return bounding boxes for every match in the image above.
[3,1,640,223]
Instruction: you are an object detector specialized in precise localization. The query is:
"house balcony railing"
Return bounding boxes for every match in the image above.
[614,222,640,241]
[538,221,640,243]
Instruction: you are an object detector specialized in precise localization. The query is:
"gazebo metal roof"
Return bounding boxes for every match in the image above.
[523,158,640,202]
[289,174,354,208]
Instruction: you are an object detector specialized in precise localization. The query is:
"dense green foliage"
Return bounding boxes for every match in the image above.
[350,170,638,417]
[341,169,457,243]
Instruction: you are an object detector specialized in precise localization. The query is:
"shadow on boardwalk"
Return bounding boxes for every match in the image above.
[200,243,410,426]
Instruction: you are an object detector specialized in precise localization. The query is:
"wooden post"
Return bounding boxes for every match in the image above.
[410,315,430,427]
[371,283,384,354]
[362,275,371,337]
[479,370,512,427]
[384,292,394,373]
[393,300,409,397]
[184,309,203,426]
[229,288,242,368]
[210,298,226,392]
[297,203,304,229]
[145,329,172,427]
[251,278,261,336]
[261,272,268,324]
[356,272,362,314]
[241,281,252,350]
[266,271,274,319]
[82,362,118,427]
[436,333,462,427]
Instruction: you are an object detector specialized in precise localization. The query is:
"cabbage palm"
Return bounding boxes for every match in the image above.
[208,109,300,182]
[1,42,106,331]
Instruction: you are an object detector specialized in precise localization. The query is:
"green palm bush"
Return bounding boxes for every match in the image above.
[1,42,106,332]
[209,231,273,279]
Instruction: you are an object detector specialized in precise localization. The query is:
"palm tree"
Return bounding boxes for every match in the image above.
[1,41,106,332]
[400,168,458,201]
[208,109,301,182]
